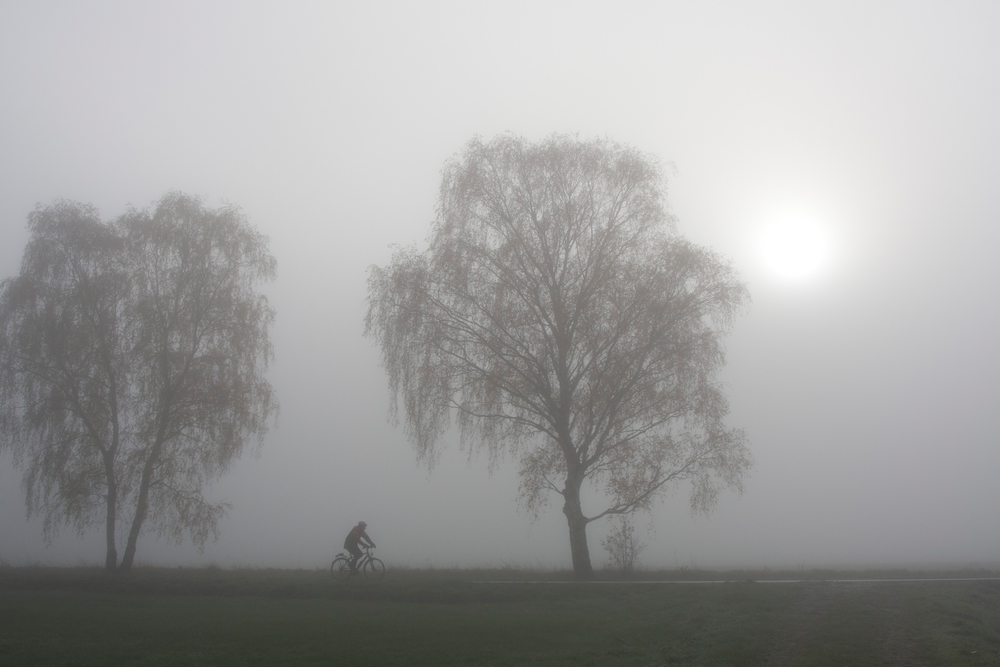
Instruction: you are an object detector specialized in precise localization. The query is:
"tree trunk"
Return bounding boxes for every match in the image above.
[121,373,172,573]
[103,355,121,573]
[104,474,117,572]
[119,433,164,573]
[562,477,593,580]
[118,482,146,573]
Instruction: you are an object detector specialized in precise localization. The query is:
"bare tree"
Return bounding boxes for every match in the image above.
[366,135,752,578]
[0,193,277,572]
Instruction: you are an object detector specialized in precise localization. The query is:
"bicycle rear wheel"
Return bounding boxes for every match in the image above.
[331,556,352,581]
[364,557,385,581]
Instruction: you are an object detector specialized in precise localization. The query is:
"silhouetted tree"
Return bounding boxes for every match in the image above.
[366,135,752,578]
[0,194,277,572]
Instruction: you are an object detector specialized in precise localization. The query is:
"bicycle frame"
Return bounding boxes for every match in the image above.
[333,545,380,579]
[351,546,375,570]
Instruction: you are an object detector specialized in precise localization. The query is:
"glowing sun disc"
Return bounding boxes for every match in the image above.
[758,217,832,281]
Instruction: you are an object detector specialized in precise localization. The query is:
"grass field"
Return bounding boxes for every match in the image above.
[2,566,999,666]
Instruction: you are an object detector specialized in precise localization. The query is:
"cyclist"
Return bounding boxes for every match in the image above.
[344,521,375,572]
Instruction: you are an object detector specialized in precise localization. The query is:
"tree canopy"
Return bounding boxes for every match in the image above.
[366,135,752,577]
[0,193,277,572]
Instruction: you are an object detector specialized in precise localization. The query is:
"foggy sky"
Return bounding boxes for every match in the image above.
[2,1,999,570]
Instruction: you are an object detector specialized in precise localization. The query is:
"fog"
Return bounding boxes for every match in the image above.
[2,1,999,571]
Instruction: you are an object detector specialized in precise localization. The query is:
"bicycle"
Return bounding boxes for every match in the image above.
[331,545,385,581]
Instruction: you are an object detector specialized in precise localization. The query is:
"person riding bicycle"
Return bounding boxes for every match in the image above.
[344,521,375,572]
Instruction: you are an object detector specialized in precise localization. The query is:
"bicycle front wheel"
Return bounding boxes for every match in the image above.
[331,556,352,581]
[364,557,385,581]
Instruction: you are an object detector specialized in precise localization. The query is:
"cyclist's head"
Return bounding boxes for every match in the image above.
[358,521,367,528]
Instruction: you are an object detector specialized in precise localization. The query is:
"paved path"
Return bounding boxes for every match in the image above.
[475,577,1000,584]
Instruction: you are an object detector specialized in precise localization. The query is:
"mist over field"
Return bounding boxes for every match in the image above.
[1,1,999,572]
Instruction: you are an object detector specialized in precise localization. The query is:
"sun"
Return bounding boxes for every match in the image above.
[757,215,833,282]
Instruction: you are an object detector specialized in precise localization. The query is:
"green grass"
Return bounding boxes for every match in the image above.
[1,567,999,666]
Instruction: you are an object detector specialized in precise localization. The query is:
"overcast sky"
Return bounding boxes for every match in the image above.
[2,1,999,570]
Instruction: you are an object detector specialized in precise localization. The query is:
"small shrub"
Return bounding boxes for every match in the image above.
[601,516,646,576]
